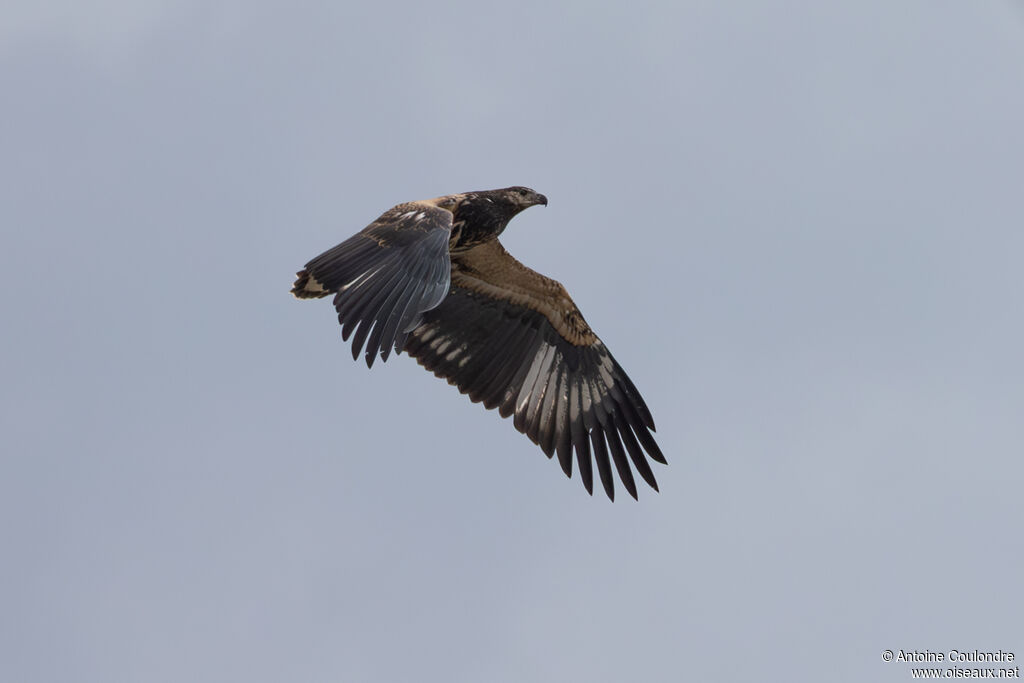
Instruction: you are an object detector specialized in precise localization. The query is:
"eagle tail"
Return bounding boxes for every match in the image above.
[291,270,331,299]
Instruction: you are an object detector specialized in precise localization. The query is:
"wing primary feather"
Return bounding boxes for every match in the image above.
[351,319,378,366]
[611,359,656,430]
[554,370,573,478]
[515,343,557,439]
[576,439,594,495]
[590,428,615,501]
[582,354,613,428]
[617,413,659,491]
[532,360,565,456]
[587,354,655,494]
[535,360,563,456]
[604,421,638,500]
[579,373,614,498]
[568,375,592,492]
[636,428,667,465]
[618,397,668,465]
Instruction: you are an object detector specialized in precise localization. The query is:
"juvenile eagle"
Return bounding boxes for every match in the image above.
[292,187,665,500]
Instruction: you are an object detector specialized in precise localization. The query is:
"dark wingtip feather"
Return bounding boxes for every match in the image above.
[616,414,659,491]
[556,441,573,478]
[591,430,615,501]
[605,425,638,500]
[636,427,667,465]
[576,438,594,495]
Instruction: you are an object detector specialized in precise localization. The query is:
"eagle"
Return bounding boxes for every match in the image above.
[292,187,665,500]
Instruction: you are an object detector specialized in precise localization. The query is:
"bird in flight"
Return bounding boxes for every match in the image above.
[292,187,665,500]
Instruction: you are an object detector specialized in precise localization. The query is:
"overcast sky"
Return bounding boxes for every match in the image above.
[2,1,1023,681]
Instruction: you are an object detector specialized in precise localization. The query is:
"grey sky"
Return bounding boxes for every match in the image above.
[2,1,1022,681]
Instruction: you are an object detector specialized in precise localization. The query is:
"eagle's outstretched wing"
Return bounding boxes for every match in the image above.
[404,240,665,500]
[292,201,454,367]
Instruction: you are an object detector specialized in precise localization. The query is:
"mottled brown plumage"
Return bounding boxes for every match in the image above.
[292,187,665,500]
[450,240,598,346]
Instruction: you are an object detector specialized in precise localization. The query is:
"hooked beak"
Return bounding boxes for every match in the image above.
[533,192,548,207]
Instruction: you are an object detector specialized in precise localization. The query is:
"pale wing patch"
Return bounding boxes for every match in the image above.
[300,275,328,295]
[339,264,386,292]
[414,194,465,213]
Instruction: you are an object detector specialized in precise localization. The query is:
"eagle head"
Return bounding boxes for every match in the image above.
[449,186,547,246]
[461,186,547,213]
[501,186,548,210]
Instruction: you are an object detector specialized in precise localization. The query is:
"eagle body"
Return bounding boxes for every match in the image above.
[292,187,666,500]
